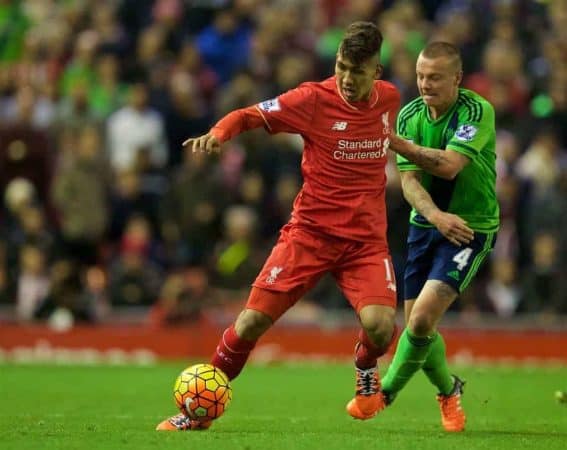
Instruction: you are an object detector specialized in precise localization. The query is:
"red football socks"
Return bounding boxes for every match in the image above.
[355,326,397,370]
[210,325,257,380]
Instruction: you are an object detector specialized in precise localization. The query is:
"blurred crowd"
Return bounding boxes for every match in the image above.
[0,0,566,327]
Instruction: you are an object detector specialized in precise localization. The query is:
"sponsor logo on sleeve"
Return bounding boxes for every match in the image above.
[454,124,478,142]
[258,98,281,112]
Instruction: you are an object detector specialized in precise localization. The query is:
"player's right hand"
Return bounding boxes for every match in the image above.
[429,211,474,246]
[182,132,221,154]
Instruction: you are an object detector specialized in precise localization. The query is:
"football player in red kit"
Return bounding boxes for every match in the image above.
[157,21,400,431]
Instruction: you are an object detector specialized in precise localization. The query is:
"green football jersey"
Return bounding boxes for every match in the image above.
[396,88,500,233]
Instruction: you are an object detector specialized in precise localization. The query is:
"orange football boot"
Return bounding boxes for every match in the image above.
[436,375,466,432]
[346,367,387,420]
[156,413,212,431]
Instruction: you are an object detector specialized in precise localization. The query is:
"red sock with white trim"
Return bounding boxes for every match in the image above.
[355,326,398,369]
[210,325,257,380]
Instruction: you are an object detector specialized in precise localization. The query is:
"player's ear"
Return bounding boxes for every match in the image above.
[455,70,463,86]
[375,63,383,79]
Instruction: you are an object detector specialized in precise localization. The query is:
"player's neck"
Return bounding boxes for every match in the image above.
[428,96,458,120]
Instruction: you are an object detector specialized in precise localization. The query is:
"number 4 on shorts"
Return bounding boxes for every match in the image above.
[453,247,473,271]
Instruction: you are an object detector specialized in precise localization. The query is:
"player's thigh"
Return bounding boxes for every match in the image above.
[251,225,337,318]
[334,243,397,313]
[245,286,310,323]
[403,299,415,323]
[409,280,458,331]
[430,231,497,294]
[403,225,437,301]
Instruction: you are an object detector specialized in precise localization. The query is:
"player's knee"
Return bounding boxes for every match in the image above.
[234,309,272,341]
[407,312,435,337]
[359,308,395,349]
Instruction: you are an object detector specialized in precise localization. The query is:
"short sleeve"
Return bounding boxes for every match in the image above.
[396,104,420,172]
[446,101,495,161]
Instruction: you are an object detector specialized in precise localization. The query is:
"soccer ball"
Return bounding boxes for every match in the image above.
[173,364,232,422]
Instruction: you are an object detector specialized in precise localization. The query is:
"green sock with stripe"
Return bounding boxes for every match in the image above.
[421,332,454,395]
[381,328,436,397]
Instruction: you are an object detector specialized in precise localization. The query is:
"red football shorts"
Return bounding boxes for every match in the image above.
[248,224,397,321]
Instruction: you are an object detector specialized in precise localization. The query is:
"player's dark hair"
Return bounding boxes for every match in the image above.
[339,21,383,66]
[421,42,463,71]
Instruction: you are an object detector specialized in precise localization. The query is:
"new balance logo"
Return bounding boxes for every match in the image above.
[447,270,460,281]
[266,266,283,284]
[331,121,348,131]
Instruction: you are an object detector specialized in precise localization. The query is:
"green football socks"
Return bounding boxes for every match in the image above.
[381,328,436,396]
[421,332,454,395]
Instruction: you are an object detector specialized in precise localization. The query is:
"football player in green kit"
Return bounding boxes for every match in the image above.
[347,42,499,432]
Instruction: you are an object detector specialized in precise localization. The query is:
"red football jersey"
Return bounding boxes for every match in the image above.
[256,76,400,244]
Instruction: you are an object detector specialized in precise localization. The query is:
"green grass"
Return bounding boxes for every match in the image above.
[1,363,566,450]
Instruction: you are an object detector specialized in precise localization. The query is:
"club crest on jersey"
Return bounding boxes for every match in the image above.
[259,98,281,112]
[266,266,283,284]
[454,124,478,142]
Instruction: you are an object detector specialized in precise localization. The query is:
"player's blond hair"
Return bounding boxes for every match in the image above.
[421,42,463,72]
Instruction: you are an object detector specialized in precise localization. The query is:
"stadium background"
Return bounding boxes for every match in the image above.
[0,0,566,363]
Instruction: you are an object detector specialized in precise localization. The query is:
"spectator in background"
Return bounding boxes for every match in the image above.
[464,39,530,127]
[89,2,130,58]
[59,30,99,98]
[160,148,225,266]
[2,177,37,235]
[56,80,100,131]
[108,215,162,306]
[108,169,159,240]
[0,0,30,62]
[126,24,169,83]
[482,257,521,318]
[2,177,54,269]
[16,244,50,321]
[0,86,53,204]
[171,41,219,106]
[106,81,168,172]
[80,265,111,322]
[163,72,212,167]
[51,124,111,265]
[195,7,252,84]
[212,205,264,292]
[89,54,129,120]
[149,266,212,327]
[7,206,54,267]
[520,232,566,318]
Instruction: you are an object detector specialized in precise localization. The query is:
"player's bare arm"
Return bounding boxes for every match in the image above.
[400,171,474,246]
[389,134,469,180]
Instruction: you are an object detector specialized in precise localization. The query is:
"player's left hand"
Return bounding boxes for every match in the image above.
[429,210,474,246]
[387,133,407,152]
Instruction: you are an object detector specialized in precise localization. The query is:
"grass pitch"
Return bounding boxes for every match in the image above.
[1,362,566,450]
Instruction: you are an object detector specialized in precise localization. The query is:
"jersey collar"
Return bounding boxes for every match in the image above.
[335,78,379,110]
